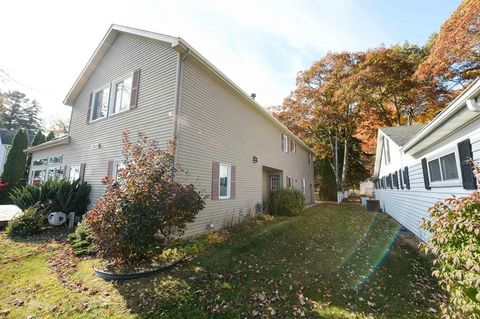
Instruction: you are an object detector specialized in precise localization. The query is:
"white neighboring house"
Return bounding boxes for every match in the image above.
[373,79,480,242]
[0,130,16,176]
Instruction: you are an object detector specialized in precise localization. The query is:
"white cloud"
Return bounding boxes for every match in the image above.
[0,0,395,125]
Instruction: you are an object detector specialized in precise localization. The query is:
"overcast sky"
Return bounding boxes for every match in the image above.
[0,0,461,126]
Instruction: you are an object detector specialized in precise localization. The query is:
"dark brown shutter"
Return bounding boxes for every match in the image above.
[458,139,477,190]
[421,158,431,190]
[399,169,404,189]
[87,93,93,123]
[404,166,410,189]
[130,69,141,109]
[211,161,219,200]
[63,165,70,180]
[230,165,236,199]
[107,160,114,177]
[79,163,86,182]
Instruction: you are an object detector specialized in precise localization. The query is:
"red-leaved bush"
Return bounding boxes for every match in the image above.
[84,132,206,266]
[421,161,480,318]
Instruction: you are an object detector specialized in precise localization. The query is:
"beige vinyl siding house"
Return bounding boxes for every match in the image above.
[27,25,314,236]
[373,79,480,242]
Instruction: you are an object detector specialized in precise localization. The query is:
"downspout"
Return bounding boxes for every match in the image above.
[171,49,191,177]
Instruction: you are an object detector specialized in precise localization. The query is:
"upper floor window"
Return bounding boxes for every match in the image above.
[219,163,231,199]
[308,153,313,166]
[428,152,459,183]
[92,86,110,121]
[113,75,133,114]
[282,134,288,152]
[112,161,126,180]
[290,140,296,153]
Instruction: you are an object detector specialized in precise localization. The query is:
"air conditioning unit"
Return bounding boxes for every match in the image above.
[48,212,67,226]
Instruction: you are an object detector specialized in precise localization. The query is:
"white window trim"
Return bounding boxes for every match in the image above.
[30,155,63,184]
[291,141,296,153]
[90,85,111,123]
[110,72,134,117]
[270,175,280,191]
[427,148,462,187]
[302,178,306,194]
[218,163,232,200]
[112,160,126,180]
[282,134,288,153]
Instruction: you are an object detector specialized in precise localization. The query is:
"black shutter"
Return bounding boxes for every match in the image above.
[404,166,410,190]
[421,158,431,190]
[399,169,404,189]
[393,172,398,189]
[389,173,393,189]
[458,139,477,190]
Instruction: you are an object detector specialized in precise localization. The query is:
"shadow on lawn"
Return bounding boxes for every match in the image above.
[112,208,442,319]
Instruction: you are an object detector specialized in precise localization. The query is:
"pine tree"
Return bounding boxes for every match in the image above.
[21,100,43,133]
[24,130,46,181]
[3,91,25,130]
[31,130,46,146]
[1,129,28,186]
[45,131,55,141]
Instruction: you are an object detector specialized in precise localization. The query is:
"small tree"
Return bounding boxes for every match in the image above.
[31,130,46,146]
[45,131,55,141]
[1,129,28,187]
[84,132,206,266]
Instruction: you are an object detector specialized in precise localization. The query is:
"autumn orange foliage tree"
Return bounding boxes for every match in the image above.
[417,0,480,91]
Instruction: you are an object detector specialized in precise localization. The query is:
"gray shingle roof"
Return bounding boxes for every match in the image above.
[380,124,427,147]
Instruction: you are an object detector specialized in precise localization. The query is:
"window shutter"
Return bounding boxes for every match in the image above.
[211,161,219,200]
[87,93,93,123]
[399,169,403,189]
[130,69,141,109]
[63,165,70,180]
[230,165,236,199]
[79,163,86,182]
[457,138,477,190]
[107,160,114,177]
[404,166,410,189]
[388,173,393,189]
[421,158,431,190]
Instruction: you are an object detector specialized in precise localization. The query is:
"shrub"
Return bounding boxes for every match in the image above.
[1,129,28,187]
[9,179,91,216]
[84,132,206,266]
[67,223,97,256]
[268,188,305,216]
[421,192,480,318]
[6,204,45,237]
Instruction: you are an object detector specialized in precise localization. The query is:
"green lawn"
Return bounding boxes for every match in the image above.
[0,203,443,318]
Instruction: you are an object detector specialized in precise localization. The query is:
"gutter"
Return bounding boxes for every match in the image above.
[25,136,70,154]
[402,78,480,153]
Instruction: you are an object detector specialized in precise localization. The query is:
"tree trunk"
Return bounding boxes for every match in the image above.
[334,138,342,192]
[341,134,349,192]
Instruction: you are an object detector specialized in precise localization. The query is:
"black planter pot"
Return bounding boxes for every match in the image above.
[93,261,180,281]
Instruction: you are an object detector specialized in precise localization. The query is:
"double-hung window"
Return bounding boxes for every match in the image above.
[112,161,126,180]
[282,134,288,152]
[428,152,459,183]
[92,86,110,121]
[219,163,231,199]
[302,178,306,193]
[113,75,133,114]
[31,155,63,184]
[270,176,280,191]
[290,140,296,153]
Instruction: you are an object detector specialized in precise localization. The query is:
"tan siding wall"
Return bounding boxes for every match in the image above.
[31,33,178,203]
[375,117,480,241]
[176,58,314,236]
